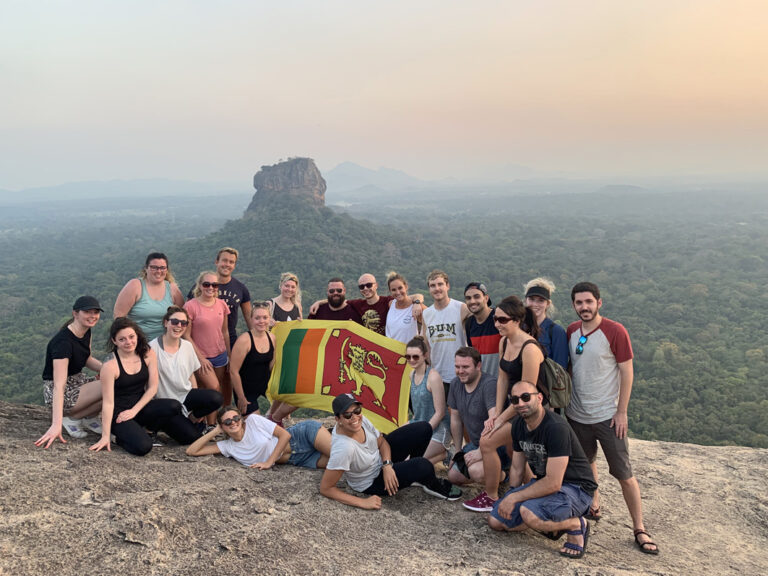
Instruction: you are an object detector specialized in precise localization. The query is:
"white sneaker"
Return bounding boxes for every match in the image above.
[62,416,88,439]
[81,416,102,435]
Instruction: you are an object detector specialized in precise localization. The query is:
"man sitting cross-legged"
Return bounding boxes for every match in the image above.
[488,380,598,559]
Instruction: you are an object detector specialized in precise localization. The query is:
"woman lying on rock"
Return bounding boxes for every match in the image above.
[90,317,199,456]
[186,405,332,470]
[36,296,105,448]
[319,394,463,510]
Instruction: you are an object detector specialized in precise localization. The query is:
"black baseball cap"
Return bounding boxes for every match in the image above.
[73,296,103,312]
[525,286,551,300]
[464,281,492,307]
[332,393,362,416]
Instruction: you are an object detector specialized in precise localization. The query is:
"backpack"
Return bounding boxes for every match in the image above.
[541,322,572,410]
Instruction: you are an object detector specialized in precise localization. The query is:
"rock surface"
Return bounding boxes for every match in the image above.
[247,158,326,213]
[2,401,767,576]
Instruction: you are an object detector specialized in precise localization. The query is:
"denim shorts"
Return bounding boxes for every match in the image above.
[207,351,229,368]
[287,420,323,469]
[490,479,593,529]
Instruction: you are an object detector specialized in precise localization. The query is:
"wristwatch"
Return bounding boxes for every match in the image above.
[382,459,393,467]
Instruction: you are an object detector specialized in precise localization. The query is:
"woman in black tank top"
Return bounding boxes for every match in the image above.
[270,272,303,324]
[90,317,193,456]
[230,303,276,415]
[471,296,545,506]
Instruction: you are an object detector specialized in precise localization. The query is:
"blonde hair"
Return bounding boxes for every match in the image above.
[523,277,557,317]
[279,272,302,308]
[193,270,219,298]
[216,247,239,261]
[386,271,408,290]
[426,269,449,285]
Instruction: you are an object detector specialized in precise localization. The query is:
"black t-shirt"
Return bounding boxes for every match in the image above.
[42,326,92,380]
[512,410,597,495]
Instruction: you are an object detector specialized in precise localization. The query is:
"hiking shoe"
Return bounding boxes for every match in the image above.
[62,416,88,439]
[422,478,463,501]
[462,491,497,512]
[81,416,102,435]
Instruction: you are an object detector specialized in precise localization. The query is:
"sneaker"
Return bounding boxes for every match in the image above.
[62,416,88,439]
[149,431,164,447]
[462,491,497,512]
[81,416,102,435]
[422,478,463,501]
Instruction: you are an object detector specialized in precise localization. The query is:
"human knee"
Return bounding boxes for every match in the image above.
[487,516,507,532]
[519,506,543,529]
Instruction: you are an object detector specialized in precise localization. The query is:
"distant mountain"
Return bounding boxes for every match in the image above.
[324,162,424,194]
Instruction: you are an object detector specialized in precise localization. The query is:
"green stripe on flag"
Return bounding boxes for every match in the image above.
[278,328,307,394]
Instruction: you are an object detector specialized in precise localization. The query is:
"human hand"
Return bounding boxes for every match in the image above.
[382,465,399,496]
[89,436,111,452]
[237,396,250,415]
[250,460,274,470]
[199,358,214,374]
[309,302,320,315]
[115,408,136,423]
[464,449,482,466]
[496,495,515,519]
[35,424,66,449]
[411,305,423,321]
[611,411,628,439]
[481,416,498,437]
[361,495,382,510]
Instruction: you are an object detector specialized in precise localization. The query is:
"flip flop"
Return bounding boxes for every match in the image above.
[559,517,590,559]
[585,506,601,521]
[634,529,660,555]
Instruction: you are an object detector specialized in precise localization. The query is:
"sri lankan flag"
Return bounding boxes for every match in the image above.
[267,320,411,432]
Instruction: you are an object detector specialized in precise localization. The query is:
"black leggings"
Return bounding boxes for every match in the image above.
[112,398,198,456]
[184,388,223,418]
[364,421,437,496]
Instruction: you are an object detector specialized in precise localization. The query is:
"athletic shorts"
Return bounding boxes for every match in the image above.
[43,372,96,412]
[567,417,633,480]
[207,351,229,368]
[287,420,323,469]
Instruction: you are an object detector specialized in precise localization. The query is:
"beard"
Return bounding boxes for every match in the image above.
[328,294,345,308]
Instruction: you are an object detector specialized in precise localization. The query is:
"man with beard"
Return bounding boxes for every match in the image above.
[308,278,362,322]
[488,379,597,559]
[463,282,501,378]
[566,282,658,555]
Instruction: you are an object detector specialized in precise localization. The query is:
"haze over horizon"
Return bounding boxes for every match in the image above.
[3,1,768,190]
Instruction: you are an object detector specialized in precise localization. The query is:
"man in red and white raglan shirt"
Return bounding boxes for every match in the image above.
[566,281,659,556]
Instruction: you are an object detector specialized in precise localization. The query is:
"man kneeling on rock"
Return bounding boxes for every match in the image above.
[488,380,597,559]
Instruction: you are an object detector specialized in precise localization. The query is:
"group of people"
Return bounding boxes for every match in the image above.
[36,249,658,559]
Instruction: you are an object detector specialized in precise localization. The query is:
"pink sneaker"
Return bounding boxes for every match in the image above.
[462,491,497,512]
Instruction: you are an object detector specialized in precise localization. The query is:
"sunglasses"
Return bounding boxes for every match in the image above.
[510,392,538,405]
[168,318,189,327]
[341,406,363,419]
[494,315,514,325]
[252,300,272,308]
[358,282,374,290]
[575,335,588,355]
[328,288,344,294]
[202,281,219,289]
[148,265,167,272]
[221,415,242,426]
[404,354,421,361]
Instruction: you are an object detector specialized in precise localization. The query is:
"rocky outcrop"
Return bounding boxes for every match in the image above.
[246,158,326,214]
[4,400,768,575]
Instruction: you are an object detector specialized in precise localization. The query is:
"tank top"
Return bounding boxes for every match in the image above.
[385,301,418,343]
[272,300,300,322]
[499,338,546,395]
[410,369,436,423]
[239,332,274,395]
[114,353,149,414]
[128,279,173,341]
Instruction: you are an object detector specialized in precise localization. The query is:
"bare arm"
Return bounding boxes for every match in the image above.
[460,302,471,323]
[113,279,140,318]
[497,456,568,520]
[90,359,117,452]
[613,359,634,439]
[240,301,253,331]
[319,468,382,510]
[170,283,185,308]
[450,408,464,452]
[250,425,291,469]
[228,333,251,414]
[426,369,446,430]
[115,349,159,423]
[35,358,70,448]
[186,425,223,457]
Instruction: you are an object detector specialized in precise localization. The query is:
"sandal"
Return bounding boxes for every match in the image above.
[559,517,589,559]
[633,529,659,555]
[585,506,601,521]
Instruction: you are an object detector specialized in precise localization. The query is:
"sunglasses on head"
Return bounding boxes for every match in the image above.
[168,318,189,327]
[510,392,538,405]
[341,406,362,419]
[202,281,219,289]
[221,415,242,426]
[575,335,588,355]
[494,315,514,325]
[358,282,374,290]
[328,288,344,294]
[404,354,421,361]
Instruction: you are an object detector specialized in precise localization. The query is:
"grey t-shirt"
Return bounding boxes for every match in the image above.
[447,372,497,446]
[327,416,382,492]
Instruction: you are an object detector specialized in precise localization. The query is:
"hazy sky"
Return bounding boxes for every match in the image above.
[2,1,767,189]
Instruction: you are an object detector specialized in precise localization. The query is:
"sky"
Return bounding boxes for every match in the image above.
[2,0,768,189]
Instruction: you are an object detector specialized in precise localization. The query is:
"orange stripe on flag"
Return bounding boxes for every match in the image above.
[295,329,325,393]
